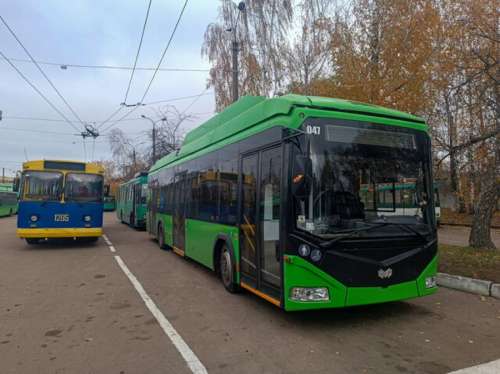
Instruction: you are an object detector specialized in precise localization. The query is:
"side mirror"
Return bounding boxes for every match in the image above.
[292,155,312,199]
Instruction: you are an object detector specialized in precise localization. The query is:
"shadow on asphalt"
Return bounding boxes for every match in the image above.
[22,238,102,251]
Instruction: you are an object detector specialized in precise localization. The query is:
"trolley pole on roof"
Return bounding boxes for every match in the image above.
[228,2,245,103]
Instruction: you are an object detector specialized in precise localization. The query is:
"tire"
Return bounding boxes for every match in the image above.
[26,238,39,245]
[219,243,239,293]
[130,213,135,228]
[157,223,166,249]
[86,237,99,243]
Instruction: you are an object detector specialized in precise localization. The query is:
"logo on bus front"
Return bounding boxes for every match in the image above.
[54,214,69,222]
[378,268,393,279]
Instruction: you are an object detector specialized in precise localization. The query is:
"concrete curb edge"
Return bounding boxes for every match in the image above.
[437,273,500,299]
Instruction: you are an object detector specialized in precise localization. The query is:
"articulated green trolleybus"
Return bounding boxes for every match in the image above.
[148,94,438,311]
[117,172,148,228]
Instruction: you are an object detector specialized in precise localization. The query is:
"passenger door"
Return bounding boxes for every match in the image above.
[239,146,282,303]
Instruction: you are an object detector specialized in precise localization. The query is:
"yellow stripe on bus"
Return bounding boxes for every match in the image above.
[240,282,281,307]
[17,228,102,238]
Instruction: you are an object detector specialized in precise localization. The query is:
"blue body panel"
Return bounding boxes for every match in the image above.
[17,201,103,229]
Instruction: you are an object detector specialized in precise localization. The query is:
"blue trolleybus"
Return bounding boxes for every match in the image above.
[16,160,105,244]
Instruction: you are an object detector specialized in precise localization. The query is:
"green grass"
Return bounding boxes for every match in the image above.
[438,244,500,283]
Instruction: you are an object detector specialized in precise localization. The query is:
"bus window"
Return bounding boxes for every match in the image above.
[22,171,63,201]
[65,173,104,203]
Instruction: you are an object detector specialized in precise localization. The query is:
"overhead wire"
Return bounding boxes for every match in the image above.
[1,56,209,72]
[96,106,124,130]
[138,0,189,104]
[123,0,153,104]
[0,15,86,130]
[0,50,81,132]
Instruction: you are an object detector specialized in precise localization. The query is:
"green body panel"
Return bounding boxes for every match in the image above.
[283,255,438,311]
[103,201,116,211]
[0,190,18,217]
[0,204,17,217]
[185,218,239,271]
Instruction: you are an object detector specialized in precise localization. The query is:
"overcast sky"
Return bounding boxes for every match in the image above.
[0,0,219,176]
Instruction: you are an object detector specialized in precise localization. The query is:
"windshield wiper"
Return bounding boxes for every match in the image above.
[319,222,389,248]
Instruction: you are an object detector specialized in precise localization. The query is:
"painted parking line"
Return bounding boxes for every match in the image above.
[106,236,207,374]
[109,245,116,253]
[102,234,112,246]
[449,359,500,374]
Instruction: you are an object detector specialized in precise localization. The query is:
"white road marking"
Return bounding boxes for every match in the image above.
[102,234,112,245]
[109,246,116,253]
[113,254,207,374]
[449,359,500,373]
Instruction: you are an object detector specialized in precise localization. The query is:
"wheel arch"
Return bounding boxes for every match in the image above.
[212,233,237,275]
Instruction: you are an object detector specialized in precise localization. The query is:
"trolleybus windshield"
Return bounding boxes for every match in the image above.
[22,171,63,201]
[64,173,104,203]
[295,120,433,238]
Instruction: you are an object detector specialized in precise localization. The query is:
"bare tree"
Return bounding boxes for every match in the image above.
[108,128,148,179]
[147,105,192,161]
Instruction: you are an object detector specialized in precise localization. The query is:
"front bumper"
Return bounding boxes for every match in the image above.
[17,227,102,239]
[283,254,438,311]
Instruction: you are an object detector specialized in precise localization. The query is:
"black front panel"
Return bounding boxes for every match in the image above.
[286,233,437,287]
[320,239,437,287]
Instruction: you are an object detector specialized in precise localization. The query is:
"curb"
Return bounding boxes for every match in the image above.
[436,273,500,299]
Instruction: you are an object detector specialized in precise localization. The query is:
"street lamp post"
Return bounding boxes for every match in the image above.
[228,2,245,103]
[141,115,166,164]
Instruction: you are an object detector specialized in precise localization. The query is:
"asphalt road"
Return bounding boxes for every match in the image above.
[1,213,500,374]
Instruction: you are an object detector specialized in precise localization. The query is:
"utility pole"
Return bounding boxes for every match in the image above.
[229,2,245,103]
[141,115,166,165]
[232,39,239,103]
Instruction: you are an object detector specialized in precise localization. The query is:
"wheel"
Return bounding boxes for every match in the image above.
[130,213,135,227]
[86,237,99,243]
[25,238,39,245]
[219,244,239,293]
[157,223,166,249]
[8,209,12,216]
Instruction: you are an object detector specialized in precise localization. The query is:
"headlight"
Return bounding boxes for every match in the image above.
[30,215,38,222]
[425,276,437,289]
[310,249,322,262]
[298,244,310,257]
[290,287,329,302]
[83,215,91,222]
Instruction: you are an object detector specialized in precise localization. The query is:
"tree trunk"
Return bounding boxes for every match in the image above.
[469,167,498,249]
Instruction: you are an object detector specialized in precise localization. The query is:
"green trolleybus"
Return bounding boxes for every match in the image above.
[0,182,18,217]
[103,185,116,211]
[117,172,148,228]
[147,95,438,311]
